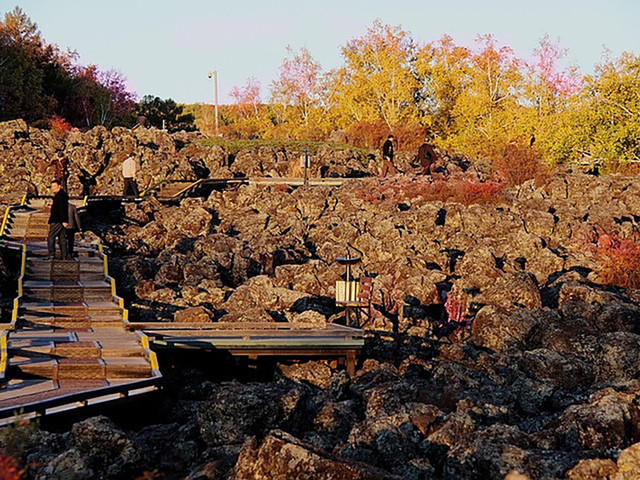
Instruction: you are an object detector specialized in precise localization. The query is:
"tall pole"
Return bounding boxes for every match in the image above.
[208,70,220,137]
[213,70,219,137]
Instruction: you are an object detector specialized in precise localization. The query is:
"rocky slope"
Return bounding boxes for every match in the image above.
[2,122,640,479]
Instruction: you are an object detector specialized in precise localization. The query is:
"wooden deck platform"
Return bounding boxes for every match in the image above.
[128,322,364,375]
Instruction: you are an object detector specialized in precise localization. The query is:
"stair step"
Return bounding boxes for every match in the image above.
[9,357,57,379]
[92,321,126,328]
[53,341,101,358]
[56,379,108,389]
[19,317,93,329]
[7,346,52,357]
[104,358,152,378]
[100,347,144,358]
[56,358,106,380]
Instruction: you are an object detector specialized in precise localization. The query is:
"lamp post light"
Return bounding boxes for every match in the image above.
[207,70,219,137]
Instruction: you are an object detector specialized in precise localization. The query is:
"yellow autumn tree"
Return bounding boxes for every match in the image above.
[415,35,472,141]
[448,35,525,159]
[330,20,420,130]
[269,46,329,139]
[582,51,640,170]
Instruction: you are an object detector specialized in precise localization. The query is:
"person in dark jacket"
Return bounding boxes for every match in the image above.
[46,179,69,260]
[65,203,83,257]
[416,137,438,175]
[381,135,397,177]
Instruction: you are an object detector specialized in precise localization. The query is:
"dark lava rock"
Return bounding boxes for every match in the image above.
[232,430,401,480]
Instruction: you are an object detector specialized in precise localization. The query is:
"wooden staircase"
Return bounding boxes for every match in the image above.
[0,198,160,422]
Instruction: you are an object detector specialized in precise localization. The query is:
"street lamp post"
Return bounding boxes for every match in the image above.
[207,70,219,136]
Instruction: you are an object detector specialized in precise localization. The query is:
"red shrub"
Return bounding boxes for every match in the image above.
[345,120,425,151]
[357,176,505,206]
[0,453,24,480]
[588,228,640,289]
[48,115,73,138]
[438,289,473,341]
[491,140,552,187]
[345,120,389,150]
[444,292,465,323]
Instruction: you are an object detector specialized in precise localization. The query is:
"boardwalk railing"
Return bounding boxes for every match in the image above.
[0,376,160,426]
[0,332,8,386]
[9,244,27,331]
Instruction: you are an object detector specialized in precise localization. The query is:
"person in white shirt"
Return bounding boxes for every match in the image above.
[122,155,139,197]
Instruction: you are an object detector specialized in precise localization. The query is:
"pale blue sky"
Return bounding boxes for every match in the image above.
[4,0,639,104]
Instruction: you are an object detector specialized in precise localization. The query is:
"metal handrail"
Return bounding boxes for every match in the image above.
[140,179,167,197]
[9,245,27,330]
[169,179,204,198]
[1,190,32,237]
[0,207,11,237]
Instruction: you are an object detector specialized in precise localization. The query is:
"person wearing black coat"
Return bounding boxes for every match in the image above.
[65,203,83,257]
[381,135,398,177]
[47,179,69,260]
[416,138,438,175]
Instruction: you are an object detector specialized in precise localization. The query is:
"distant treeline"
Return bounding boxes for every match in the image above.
[0,7,136,128]
[192,21,640,171]
[2,8,639,172]
[0,7,195,132]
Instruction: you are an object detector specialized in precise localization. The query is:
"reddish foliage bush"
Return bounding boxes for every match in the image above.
[0,453,24,480]
[345,120,425,151]
[603,159,640,175]
[377,273,404,316]
[48,115,73,138]
[491,140,552,187]
[358,176,505,206]
[587,228,640,289]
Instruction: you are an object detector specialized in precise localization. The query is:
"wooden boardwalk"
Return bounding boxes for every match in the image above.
[148,177,349,200]
[0,195,364,425]
[0,198,160,425]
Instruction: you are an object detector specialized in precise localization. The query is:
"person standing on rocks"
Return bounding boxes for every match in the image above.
[122,154,139,197]
[416,136,438,175]
[46,179,69,260]
[381,134,398,177]
[65,203,83,257]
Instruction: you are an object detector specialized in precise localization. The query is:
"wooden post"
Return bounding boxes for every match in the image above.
[346,351,356,376]
[247,354,259,381]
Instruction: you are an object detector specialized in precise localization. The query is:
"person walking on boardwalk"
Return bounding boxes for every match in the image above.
[416,136,438,175]
[54,153,69,191]
[46,179,69,260]
[381,135,398,177]
[122,154,139,197]
[65,203,82,258]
